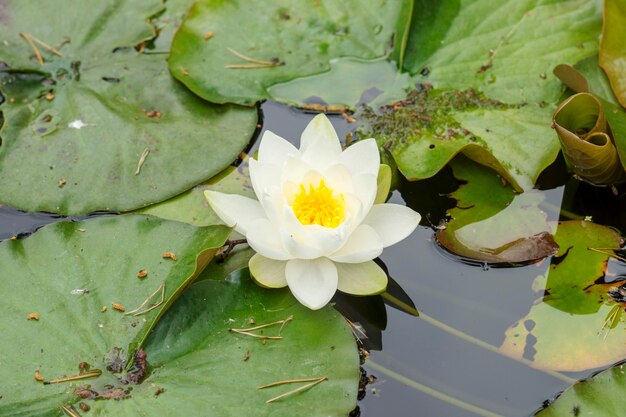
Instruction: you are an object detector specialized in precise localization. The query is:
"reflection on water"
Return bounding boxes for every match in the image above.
[1,100,625,417]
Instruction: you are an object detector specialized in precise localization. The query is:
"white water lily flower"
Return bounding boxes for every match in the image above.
[205,114,421,310]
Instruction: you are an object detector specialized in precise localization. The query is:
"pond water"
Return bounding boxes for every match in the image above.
[2,100,625,417]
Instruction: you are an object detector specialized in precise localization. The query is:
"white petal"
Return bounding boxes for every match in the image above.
[249,158,281,200]
[352,173,377,219]
[258,131,300,165]
[362,204,421,248]
[336,261,388,295]
[249,254,288,288]
[281,156,315,186]
[281,207,350,259]
[286,258,338,310]
[300,114,342,170]
[246,218,291,260]
[340,139,380,177]
[322,164,354,195]
[328,225,383,263]
[204,191,266,235]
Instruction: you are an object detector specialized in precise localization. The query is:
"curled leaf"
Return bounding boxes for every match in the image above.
[552,92,624,184]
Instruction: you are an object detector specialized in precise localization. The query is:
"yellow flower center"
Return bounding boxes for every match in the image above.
[291,180,345,228]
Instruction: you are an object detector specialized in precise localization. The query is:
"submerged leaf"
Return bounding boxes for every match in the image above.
[499,221,625,372]
[268,58,413,109]
[436,158,558,263]
[552,92,624,185]
[599,0,626,108]
[537,362,626,416]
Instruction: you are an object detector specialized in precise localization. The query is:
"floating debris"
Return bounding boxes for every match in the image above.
[44,369,102,385]
[68,120,87,129]
[125,282,165,316]
[105,347,126,373]
[112,303,126,312]
[134,148,150,175]
[70,288,89,295]
[34,370,44,382]
[27,313,40,321]
[60,405,81,417]
[162,252,177,261]
[229,315,292,340]
[258,376,328,404]
[125,349,148,384]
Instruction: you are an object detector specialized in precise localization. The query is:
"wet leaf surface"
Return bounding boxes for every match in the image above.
[499,221,625,372]
[356,84,557,191]
[137,157,255,227]
[0,215,230,415]
[404,0,602,105]
[537,362,626,417]
[0,0,257,215]
[86,273,359,416]
[168,0,412,105]
[436,157,558,264]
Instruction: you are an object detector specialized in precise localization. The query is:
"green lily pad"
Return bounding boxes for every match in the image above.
[436,157,558,263]
[137,156,254,227]
[357,86,557,190]
[404,0,602,104]
[499,221,625,372]
[0,215,231,415]
[199,246,256,282]
[0,0,257,215]
[75,274,356,416]
[147,0,196,53]
[0,0,161,70]
[168,0,412,105]
[92,273,358,416]
[536,362,626,417]
[599,0,626,109]
[268,58,414,109]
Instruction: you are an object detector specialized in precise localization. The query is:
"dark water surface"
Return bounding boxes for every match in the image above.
[2,101,624,417]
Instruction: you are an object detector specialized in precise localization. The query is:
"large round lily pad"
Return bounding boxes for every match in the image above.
[0,216,359,416]
[87,274,359,416]
[0,0,257,215]
[168,0,413,105]
[0,215,231,415]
